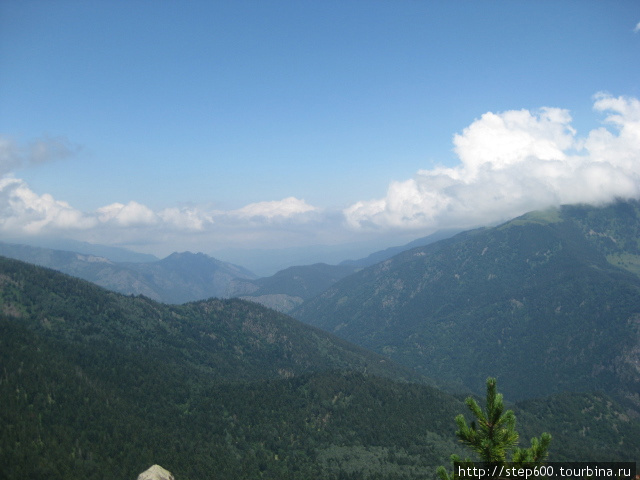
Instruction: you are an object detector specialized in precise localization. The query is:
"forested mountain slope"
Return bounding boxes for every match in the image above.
[0,256,414,382]
[1,256,639,479]
[294,201,640,407]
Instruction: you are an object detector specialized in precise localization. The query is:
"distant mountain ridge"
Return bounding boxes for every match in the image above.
[0,242,363,309]
[1,236,159,263]
[294,200,640,411]
[340,229,462,268]
[0,232,464,313]
[0,232,464,310]
[0,243,258,304]
[125,251,259,303]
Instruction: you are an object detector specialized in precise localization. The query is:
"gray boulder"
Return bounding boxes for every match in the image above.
[137,465,174,480]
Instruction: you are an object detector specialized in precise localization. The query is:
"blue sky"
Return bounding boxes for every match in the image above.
[1,0,640,267]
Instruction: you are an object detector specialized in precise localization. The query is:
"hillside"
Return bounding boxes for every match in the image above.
[1,256,639,479]
[294,200,640,407]
[0,256,414,382]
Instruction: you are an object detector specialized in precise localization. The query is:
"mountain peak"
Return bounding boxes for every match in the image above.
[163,251,212,260]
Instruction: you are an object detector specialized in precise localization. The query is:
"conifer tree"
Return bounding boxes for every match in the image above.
[437,377,551,480]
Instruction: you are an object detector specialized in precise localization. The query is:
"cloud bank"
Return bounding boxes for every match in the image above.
[1,93,639,253]
[344,93,640,231]
[0,159,321,252]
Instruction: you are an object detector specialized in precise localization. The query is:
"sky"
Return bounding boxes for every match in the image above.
[1,0,640,270]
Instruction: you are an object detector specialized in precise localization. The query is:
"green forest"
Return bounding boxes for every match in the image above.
[1,254,639,479]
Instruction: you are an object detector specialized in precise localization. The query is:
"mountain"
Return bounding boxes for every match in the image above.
[237,263,360,312]
[0,231,464,311]
[121,251,258,303]
[340,229,462,268]
[0,242,359,311]
[0,256,413,383]
[235,232,462,313]
[235,230,464,313]
[1,256,638,479]
[294,200,640,409]
[0,255,452,479]
[0,243,257,304]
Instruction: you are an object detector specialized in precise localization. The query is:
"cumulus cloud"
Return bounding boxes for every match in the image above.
[96,201,158,227]
[158,206,214,231]
[0,177,96,233]
[344,94,640,231]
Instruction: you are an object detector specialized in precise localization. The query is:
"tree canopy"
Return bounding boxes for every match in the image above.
[437,377,551,480]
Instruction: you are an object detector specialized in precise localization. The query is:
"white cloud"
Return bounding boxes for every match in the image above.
[0,177,96,233]
[0,156,323,245]
[634,22,640,33]
[344,94,640,231]
[0,173,327,252]
[452,107,575,170]
[232,197,317,220]
[159,206,214,230]
[96,201,158,227]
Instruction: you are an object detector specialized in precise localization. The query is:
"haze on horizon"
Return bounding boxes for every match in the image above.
[1,1,639,263]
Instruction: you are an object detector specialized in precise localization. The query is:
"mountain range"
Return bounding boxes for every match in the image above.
[1,255,639,479]
[293,200,640,412]
[3,199,640,478]
[0,229,457,310]
[0,244,258,304]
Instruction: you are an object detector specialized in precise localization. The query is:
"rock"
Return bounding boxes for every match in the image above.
[137,464,174,480]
